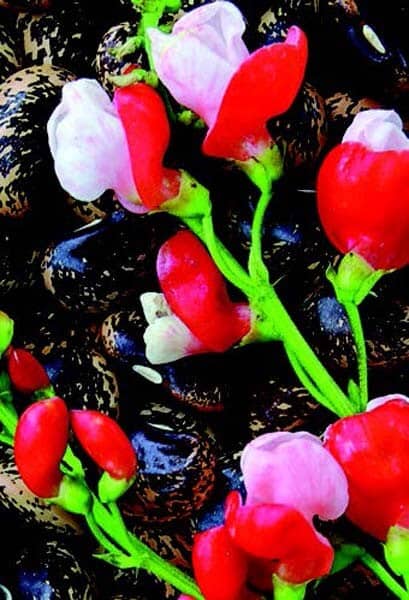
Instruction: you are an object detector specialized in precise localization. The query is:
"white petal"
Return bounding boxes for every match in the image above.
[143,313,206,364]
[148,2,248,127]
[342,109,409,151]
[367,394,409,411]
[140,292,172,324]
[47,79,140,203]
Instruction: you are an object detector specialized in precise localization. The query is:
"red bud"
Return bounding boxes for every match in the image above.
[7,348,50,394]
[14,397,69,498]
[70,410,137,480]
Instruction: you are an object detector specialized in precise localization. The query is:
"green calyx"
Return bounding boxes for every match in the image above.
[53,475,91,515]
[98,471,136,503]
[237,144,284,189]
[161,170,212,220]
[326,253,386,306]
[0,311,13,358]
[272,575,307,600]
[385,523,409,579]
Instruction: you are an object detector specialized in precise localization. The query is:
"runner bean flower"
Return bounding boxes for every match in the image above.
[141,230,251,364]
[317,109,409,271]
[324,394,409,540]
[148,1,308,161]
[47,79,180,212]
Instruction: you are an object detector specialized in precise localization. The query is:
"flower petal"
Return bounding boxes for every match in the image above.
[241,431,348,522]
[225,492,333,584]
[203,26,308,160]
[342,109,409,151]
[324,398,409,539]
[114,83,180,209]
[140,292,208,364]
[157,231,250,352]
[192,524,248,600]
[47,79,139,204]
[148,1,248,127]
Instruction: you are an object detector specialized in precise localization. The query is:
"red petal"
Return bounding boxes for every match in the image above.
[324,399,409,539]
[14,397,69,497]
[70,410,137,480]
[203,26,308,160]
[157,231,250,352]
[317,142,409,269]
[114,83,180,209]
[225,492,333,584]
[192,525,248,600]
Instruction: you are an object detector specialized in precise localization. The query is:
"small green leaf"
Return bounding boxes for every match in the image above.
[331,544,365,575]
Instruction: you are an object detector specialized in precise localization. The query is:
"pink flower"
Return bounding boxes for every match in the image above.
[324,394,409,540]
[48,79,180,212]
[148,1,308,161]
[241,431,349,523]
[141,231,251,364]
[317,109,409,270]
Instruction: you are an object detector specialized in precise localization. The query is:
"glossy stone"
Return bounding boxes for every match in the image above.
[42,211,178,314]
[123,402,217,521]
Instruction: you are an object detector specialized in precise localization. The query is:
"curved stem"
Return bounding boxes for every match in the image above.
[360,553,408,599]
[342,301,368,410]
[252,285,355,417]
[248,174,273,284]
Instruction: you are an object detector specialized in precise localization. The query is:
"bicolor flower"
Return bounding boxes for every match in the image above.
[317,109,409,270]
[324,394,409,540]
[47,79,180,212]
[141,230,251,364]
[148,1,308,161]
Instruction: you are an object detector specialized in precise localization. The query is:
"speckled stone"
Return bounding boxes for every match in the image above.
[0,23,21,83]
[0,64,75,219]
[16,0,96,74]
[41,211,178,314]
[15,537,96,599]
[122,402,217,522]
[0,445,81,534]
[325,91,382,144]
[0,229,42,296]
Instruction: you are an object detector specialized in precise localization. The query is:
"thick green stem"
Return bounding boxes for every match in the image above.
[360,553,408,599]
[342,300,368,410]
[248,175,273,284]
[251,285,355,417]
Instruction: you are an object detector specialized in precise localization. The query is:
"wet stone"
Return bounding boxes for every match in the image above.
[122,402,217,522]
[14,537,96,599]
[41,210,178,314]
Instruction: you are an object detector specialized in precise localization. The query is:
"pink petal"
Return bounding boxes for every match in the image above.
[241,431,348,522]
[342,109,409,151]
[148,1,248,126]
[203,26,308,160]
[47,79,139,204]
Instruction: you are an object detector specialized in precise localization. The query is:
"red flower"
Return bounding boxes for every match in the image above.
[317,110,409,270]
[192,491,333,599]
[141,231,251,364]
[324,395,409,540]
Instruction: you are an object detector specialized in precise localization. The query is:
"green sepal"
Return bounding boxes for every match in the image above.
[0,311,13,357]
[347,379,361,408]
[0,372,12,396]
[161,170,212,220]
[52,475,91,515]
[330,544,365,575]
[98,471,136,503]
[236,144,284,189]
[272,575,307,600]
[32,383,56,401]
[385,523,409,577]
[326,253,386,306]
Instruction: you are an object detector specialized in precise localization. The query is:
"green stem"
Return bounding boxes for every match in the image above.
[248,174,273,284]
[0,403,17,436]
[253,285,355,417]
[90,496,203,599]
[0,431,12,445]
[360,553,408,599]
[342,301,368,410]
